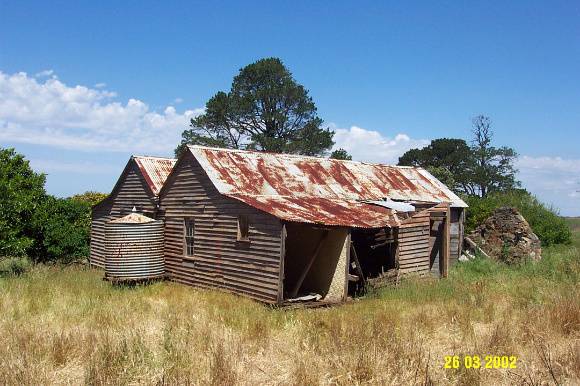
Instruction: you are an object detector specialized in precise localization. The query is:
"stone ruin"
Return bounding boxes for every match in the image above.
[466,207,542,264]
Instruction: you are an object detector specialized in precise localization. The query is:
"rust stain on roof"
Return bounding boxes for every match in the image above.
[229,194,400,228]
[133,156,176,196]
[188,146,467,228]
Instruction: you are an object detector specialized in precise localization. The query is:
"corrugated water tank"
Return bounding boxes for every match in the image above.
[104,213,164,281]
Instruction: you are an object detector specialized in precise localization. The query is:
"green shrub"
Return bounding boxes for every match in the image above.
[0,148,96,263]
[71,191,108,206]
[464,190,572,246]
[0,148,46,256]
[30,197,91,263]
[0,257,31,276]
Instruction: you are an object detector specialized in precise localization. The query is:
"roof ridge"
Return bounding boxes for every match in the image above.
[132,155,177,161]
[227,193,374,199]
[187,145,421,169]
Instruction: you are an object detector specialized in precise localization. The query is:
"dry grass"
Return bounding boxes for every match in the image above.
[0,224,578,385]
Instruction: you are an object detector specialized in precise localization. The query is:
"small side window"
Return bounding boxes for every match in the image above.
[237,215,249,242]
[184,219,195,257]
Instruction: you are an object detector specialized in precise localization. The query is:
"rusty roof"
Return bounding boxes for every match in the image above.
[229,194,401,228]
[133,156,176,196]
[187,146,466,228]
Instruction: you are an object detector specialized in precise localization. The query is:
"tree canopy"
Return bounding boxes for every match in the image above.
[398,138,472,192]
[71,191,108,206]
[176,58,335,157]
[0,147,103,262]
[330,148,352,160]
[398,116,519,197]
[0,148,46,256]
[469,115,518,197]
[29,196,91,263]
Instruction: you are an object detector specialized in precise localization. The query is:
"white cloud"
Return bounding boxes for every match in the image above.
[173,97,183,104]
[516,155,580,173]
[330,126,580,215]
[0,71,203,154]
[331,124,429,164]
[516,156,580,215]
[35,69,55,78]
[2,70,578,215]
[29,159,119,174]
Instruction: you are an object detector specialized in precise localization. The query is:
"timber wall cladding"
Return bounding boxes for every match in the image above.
[90,202,112,268]
[397,211,431,274]
[160,153,283,304]
[429,219,443,277]
[110,163,157,216]
[449,208,464,266]
[90,162,158,268]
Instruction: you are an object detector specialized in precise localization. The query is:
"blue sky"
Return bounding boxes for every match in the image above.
[1,1,579,214]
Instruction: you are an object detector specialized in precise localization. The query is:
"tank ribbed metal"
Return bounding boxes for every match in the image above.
[104,217,164,280]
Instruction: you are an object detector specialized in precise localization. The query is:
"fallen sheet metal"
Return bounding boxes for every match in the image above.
[363,199,416,212]
[285,293,323,302]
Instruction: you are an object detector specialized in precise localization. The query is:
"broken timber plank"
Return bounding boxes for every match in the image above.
[350,242,366,287]
[464,236,491,259]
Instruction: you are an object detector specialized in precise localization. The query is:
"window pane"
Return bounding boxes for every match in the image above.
[237,215,249,241]
[184,219,194,256]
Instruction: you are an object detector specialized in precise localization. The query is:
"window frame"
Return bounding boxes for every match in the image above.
[237,214,250,242]
[183,218,195,257]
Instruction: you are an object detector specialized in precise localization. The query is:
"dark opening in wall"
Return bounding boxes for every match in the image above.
[349,227,397,295]
[283,223,348,302]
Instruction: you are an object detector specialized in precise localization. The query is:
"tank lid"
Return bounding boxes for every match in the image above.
[109,213,155,224]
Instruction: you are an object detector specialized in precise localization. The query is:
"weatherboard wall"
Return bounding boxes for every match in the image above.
[90,201,112,268]
[159,152,283,304]
[397,211,432,275]
[108,162,158,216]
[413,204,464,267]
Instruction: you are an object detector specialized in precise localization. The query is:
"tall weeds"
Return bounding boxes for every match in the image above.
[0,227,578,385]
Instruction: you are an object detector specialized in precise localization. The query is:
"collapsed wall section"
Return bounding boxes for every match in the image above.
[283,223,349,302]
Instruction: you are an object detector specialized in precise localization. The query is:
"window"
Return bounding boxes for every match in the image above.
[237,215,249,242]
[184,219,195,256]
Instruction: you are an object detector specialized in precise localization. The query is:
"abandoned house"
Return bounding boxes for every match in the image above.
[91,146,467,305]
[90,155,176,268]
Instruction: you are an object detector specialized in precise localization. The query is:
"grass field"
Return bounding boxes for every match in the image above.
[565,217,580,232]
[0,221,578,385]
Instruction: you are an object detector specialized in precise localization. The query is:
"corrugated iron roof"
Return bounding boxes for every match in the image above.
[133,156,176,196]
[229,194,401,228]
[188,145,466,228]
